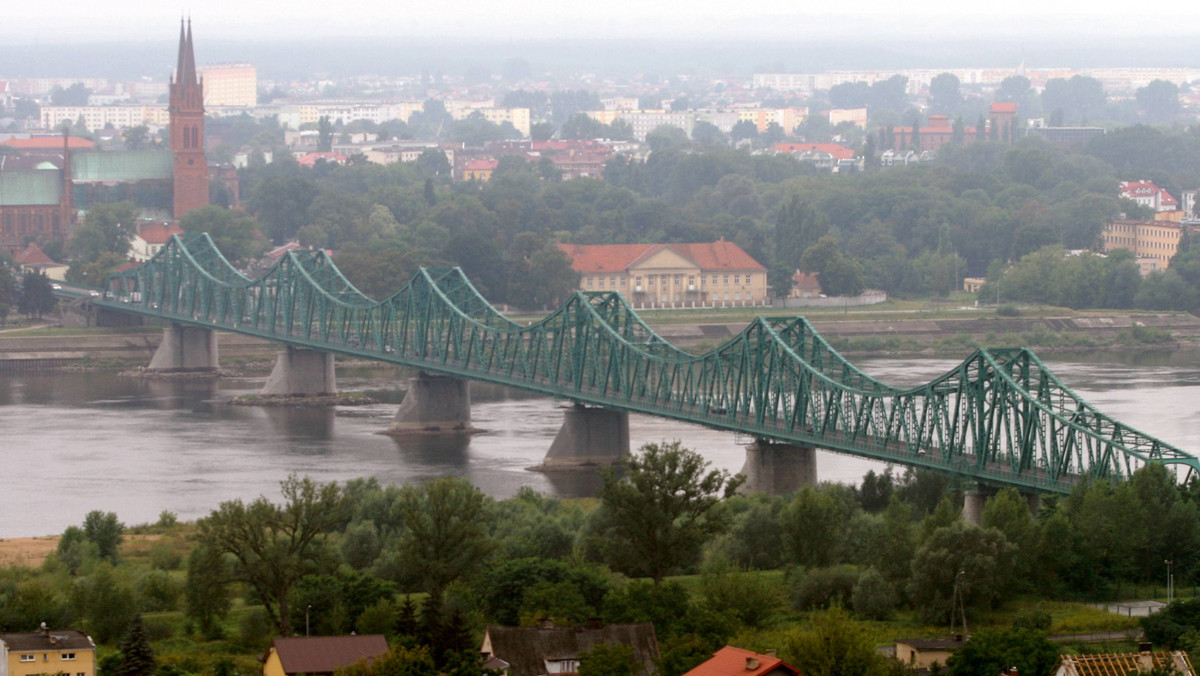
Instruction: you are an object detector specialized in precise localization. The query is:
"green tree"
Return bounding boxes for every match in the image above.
[908,522,1017,624]
[1136,80,1181,123]
[335,646,437,676]
[197,475,351,634]
[180,205,269,262]
[117,614,156,676]
[51,83,92,106]
[579,644,636,676]
[72,201,139,259]
[124,125,149,150]
[396,478,494,595]
[18,270,57,319]
[183,544,232,638]
[929,73,962,116]
[73,563,136,643]
[946,627,1058,676]
[596,441,743,582]
[82,510,124,563]
[783,606,892,676]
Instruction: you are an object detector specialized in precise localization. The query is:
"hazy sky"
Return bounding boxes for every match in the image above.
[6,0,1200,43]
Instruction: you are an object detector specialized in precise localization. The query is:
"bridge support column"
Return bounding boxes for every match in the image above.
[386,373,474,435]
[147,324,218,372]
[538,404,630,469]
[259,347,337,396]
[738,440,817,495]
[962,485,999,525]
[1024,492,1043,517]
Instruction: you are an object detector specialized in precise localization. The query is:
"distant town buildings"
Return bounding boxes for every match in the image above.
[198,63,258,107]
[1101,220,1192,275]
[1120,180,1179,213]
[754,66,1200,94]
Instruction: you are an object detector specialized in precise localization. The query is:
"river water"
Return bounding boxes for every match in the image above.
[2,351,1199,538]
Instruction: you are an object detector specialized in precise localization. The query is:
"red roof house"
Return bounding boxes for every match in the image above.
[683,646,801,676]
[0,136,95,150]
[261,635,388,676]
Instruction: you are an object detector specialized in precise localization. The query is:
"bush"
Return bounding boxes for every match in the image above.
[699,565,785,629]
[237,608,273,652]
[148,543,182,571]
[850,568,896,621]
[788,565,859,611]
[137,570,181,612]
[996,304,1021,317]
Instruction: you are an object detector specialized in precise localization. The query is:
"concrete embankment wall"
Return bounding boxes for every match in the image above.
[651,313,1200,347]
[0,331,276,371]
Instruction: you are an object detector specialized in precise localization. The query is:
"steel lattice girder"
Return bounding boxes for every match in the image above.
[99,234,1200,494]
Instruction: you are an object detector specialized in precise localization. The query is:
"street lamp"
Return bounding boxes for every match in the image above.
[306,604,312,637]
[1165,560,1174,604]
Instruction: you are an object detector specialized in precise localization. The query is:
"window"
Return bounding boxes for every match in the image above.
[735,292,741,300]
[711,275,717,285]
[648,275,656,286]
[688,276,695,286]
[635,276,642,287]
[734,275,740,284]
[746,275,753,285]
[62,654,77,661]
[620,277,626,286]
[723,275,729,285]
[674,274,682,285]
[609,277,616,288]
[20,655,35,662]
[598,278,605,288]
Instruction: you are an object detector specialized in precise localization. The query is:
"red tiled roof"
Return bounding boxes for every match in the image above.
[137,222,183,245]
[791,270,821,289]
[1,137,95,150]
[1159,188,1178,206]
[683,646,801,676]
[465,158,499,170]
[558,241,765,274]
[990,102,1018,114]
[771,143,855,160]
[13,243,56,266]
[297,152,346,167]
[1120,180,1160,196]
[268,635,388,676]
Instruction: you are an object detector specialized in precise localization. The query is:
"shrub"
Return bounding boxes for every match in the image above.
[996,304,1021,317]
[788,565,859,611]
[699,565,785,629]
[850,568,896,621]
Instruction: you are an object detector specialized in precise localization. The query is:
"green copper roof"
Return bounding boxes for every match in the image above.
[0,171,63,206]
[71,150,173,182]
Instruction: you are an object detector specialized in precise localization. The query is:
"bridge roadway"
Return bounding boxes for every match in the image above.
[55,233,1200,496]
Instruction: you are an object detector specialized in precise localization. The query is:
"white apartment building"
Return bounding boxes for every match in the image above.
[198,63,258,107]
[40,105,170,130]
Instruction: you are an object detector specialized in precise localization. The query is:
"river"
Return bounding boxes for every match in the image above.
[2,350,1198,538]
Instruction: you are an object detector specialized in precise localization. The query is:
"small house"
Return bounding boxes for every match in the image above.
[261,635,389,676]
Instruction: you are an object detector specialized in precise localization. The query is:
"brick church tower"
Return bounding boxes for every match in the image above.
[169,19,209,219]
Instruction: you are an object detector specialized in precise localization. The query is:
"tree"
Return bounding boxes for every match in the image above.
[946,627,1058,676]
[929,73,962,116]
[83,510,124,562]
[18,270,57,319]
[117,614,156,676]
[782,606,892,676]
[318,116,334,152]
[197,475,351,634]
[395,478,494,595]
[730,120,758,144]
[70,201,138,261]
[124,125,149,150]
[180,205,269,261]
[908,522,1017,624]
[184,544,232,638]
[596,441,744,582]
[50,82,91,106]
[335,646,437,676]
[579,644,637,676]
[1136,80,1181,124]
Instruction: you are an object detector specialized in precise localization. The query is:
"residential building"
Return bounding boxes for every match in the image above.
[129,221,184,262]
[888,115,974,152]
[198,63,257,107]
[12,242,69,280]
[1100,219,1191,274]
[462,158,498,181]
[1183,190,1198,222]
[0,625,96,676]
[790,271,822,298]
[828,108,868,127]
[39,105,170,131]
[1055,650,1195,676]
[1119,180,1179,213]
[771,142,860,172]
[989,102,1018,143]
[682,646,800,676]
[479,622,659,676]
[558,240,769,308]
[261,635,388,676]
[894,637,966,670]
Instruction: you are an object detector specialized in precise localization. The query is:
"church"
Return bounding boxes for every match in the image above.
[0,20,210,254]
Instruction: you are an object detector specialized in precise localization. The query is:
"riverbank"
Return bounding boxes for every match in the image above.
[1,310,1197,370]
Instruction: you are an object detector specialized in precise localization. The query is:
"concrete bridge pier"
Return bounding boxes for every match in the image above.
[259,347,336,396]
[738,439,817,495]
[147,324,218,372]
[386,373,474,435]
[538,404,630,469]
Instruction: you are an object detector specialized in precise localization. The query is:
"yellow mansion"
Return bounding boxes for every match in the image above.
[558,240,768,308]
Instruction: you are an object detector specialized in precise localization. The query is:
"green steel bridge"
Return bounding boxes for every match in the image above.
[87,233,1198,495]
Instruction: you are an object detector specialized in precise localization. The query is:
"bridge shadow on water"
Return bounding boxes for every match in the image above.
[259,406,336,441]
[386,433,471,467]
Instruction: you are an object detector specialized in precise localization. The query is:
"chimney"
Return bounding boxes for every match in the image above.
[1139,643,1154,672]
[40,622,49,637]
[745,658,759,671]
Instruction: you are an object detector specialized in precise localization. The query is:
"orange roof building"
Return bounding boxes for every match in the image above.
[558,240,768,308]
[0,136,96,150]
[683,646,801,676]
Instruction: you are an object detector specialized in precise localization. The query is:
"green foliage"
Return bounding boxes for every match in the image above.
[82,510,124,563]
[183,544,230,639]
[72,562,136,643]
[179,206,269,262]
[197,475,351,634]
[395,478,493,594]
[335,646,438,676]
[18,270,57,319]
[850,568,897,621]
[908,522,1017,624]
[117,614,157,676]
[945,627,1059,676]
[579,644,636,676]
[1143,599,1200,649]
[789,565,860,611]
[782,606,895,676]
[594,441,743,581]
[698,563,785,628]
